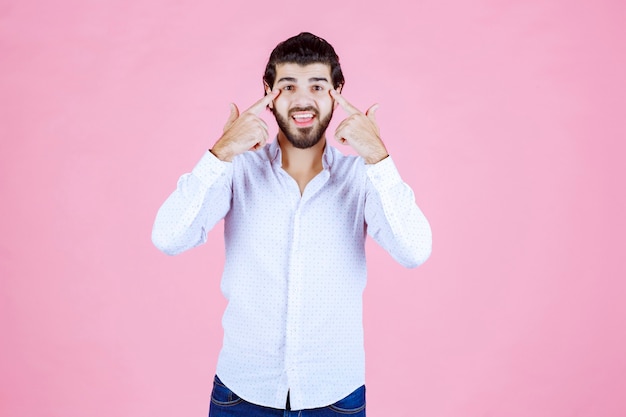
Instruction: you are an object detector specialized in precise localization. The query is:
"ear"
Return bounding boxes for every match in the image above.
[333,84,343,109]
[263,81,274,109]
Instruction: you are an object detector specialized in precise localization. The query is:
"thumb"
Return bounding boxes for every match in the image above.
[365,103,379,122]
[223,103,240,132]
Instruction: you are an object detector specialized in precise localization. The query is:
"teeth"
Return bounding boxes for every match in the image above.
[293,114,313,120]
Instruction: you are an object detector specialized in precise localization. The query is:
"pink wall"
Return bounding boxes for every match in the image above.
[2,0,625,416]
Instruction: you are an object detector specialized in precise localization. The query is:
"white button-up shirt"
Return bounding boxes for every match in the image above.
[152,140,432,410]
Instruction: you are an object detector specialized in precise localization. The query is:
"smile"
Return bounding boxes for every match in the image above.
[291,112,316,126]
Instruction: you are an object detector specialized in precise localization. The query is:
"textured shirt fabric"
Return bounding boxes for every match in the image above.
[152,139,432,410]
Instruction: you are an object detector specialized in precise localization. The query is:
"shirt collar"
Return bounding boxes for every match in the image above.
[268,139,282,164]
[268,137,335,169]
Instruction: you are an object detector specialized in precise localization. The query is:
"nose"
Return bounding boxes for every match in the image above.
[290,88,315,108]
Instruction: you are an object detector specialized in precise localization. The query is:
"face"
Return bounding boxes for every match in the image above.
[267,63,338,149]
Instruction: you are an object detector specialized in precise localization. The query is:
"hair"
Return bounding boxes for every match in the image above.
[263,32,345,91]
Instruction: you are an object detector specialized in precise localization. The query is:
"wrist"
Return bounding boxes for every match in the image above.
[210,142,233,162]
[365,154,389,165]
[364,146,389,164]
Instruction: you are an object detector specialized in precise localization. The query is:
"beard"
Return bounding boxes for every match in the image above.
[273,106,333,149]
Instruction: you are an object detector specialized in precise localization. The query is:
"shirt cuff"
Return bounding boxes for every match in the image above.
[365,155,404,190]
[191,151,231,187]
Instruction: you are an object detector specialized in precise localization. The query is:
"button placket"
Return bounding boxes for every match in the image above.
[285,194,303,386]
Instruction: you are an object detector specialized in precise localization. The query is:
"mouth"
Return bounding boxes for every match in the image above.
[291,111,316,127]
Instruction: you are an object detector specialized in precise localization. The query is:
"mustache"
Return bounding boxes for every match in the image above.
[288,107,318,117]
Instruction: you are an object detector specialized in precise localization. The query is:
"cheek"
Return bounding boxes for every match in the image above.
[319,99,334,115]
[273,97,290,113]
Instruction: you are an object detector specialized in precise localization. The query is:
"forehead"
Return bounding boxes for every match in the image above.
[274,62,332,82]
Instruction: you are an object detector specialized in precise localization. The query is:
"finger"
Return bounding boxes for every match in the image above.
[258,118,269,135]
[330,89,360,115]
[251,133,267,151]
[365,104,379,122]
[334,121,349,145]
[335,117,351,135]
[334,132,348,145]
[223,103,240,132]
[248,88,281,115]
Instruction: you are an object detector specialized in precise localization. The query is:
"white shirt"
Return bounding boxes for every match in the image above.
[152,139,432,410]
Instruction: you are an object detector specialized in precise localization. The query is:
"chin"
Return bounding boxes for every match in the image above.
[285,130,324,149]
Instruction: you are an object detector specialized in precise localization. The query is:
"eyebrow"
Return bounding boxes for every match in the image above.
[309,77,330,83]
[276,77,330,84]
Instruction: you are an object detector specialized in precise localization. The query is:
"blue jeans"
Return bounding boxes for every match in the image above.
[209,375,366,417]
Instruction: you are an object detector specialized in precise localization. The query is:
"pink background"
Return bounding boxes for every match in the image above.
[2,0,625,416]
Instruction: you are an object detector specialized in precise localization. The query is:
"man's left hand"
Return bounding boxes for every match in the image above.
[331,90,389,164]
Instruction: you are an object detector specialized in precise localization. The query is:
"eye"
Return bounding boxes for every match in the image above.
[283,85,294,91]
[312,85,324,92]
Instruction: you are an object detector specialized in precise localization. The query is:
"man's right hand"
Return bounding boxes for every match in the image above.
[210,89,280,162]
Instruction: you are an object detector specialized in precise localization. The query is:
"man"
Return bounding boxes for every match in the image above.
[152,32,432,416]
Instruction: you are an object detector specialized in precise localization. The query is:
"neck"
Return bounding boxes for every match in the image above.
[277,131,326,173]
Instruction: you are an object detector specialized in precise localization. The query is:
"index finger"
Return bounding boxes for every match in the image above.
[330,89,361,115]
[247,89,281,115]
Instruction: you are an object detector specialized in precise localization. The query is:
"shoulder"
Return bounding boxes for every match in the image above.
[326,145,367,176]
[231,145,275,172]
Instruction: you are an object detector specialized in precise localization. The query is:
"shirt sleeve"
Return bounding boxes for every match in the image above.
[152,151,233,255]
[364,156,432,268]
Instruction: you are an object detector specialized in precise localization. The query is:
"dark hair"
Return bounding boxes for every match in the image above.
[263,32,345,91]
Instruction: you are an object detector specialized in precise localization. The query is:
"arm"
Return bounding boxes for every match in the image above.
[364,157,432,268]
[151,152,233,255]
